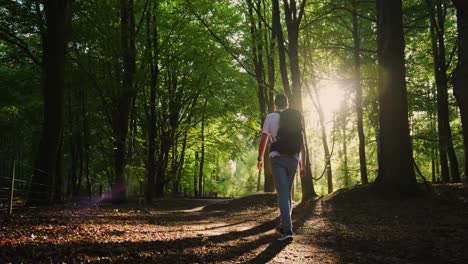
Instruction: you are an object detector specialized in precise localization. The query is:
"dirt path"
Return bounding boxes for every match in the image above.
[1,185,468,263]
[0,196,334,263]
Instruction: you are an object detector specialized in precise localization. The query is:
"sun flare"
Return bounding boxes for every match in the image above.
[303,79,349,130]
[318,81,347,115]
[317,80,348,116]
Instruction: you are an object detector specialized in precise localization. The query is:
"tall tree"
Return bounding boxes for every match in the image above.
[145,0,159,204]
[351,0,369,185]
[282,0,305,109]
[111,0,136,202]
[427,0,461,183]
[277,0,317,199]
[340,107,350,188]
[246,0,274,192]
[310,82,334,193]
[272,0,292,98]
[264,1,277,193]
[173,132,188,195]
[198,99,208,197]
[30,0,69,205]
[194,151,199,197]
[452,0,468,182]
[374,0,417,194]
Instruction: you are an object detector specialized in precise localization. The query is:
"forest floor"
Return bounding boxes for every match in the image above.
[1,184,468,263]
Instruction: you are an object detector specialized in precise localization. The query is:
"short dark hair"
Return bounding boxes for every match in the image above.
[274,94,288,108]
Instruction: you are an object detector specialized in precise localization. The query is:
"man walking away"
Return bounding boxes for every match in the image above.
[257,94,306,241]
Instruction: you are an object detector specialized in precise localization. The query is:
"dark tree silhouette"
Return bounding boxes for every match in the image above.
[111,0,136,203]
[452,0,468,182]
[145,0,159,204]
[30,0,69,205]
[351,0,369,185]
[427,0,461,183]
[374,0,417,195]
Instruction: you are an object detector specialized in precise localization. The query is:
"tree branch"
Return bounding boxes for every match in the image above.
[297,0,307,25]
[0,28,42,67]
[243,0,273,31]
[135,0,151,36]
[186,0,255,77]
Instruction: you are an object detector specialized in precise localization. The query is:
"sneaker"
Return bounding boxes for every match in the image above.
[275,226,284,236]
[277,233,293,241]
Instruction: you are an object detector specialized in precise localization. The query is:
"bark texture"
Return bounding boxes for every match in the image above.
[374,0,417,195]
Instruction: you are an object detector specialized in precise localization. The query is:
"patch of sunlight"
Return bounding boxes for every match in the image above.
[303,78,350,134]
[317,79,348,121]
[179,206,205,212]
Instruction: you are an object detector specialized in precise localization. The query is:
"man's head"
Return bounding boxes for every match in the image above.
[274,94,289,110]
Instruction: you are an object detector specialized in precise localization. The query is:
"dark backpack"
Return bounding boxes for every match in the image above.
[270,108,303,155]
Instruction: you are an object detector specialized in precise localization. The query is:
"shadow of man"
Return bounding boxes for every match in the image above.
[247,198,320,263]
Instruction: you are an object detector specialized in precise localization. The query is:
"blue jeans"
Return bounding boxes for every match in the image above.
[270,155,298,235]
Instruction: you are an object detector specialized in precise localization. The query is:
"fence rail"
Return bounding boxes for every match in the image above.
[1,159,115,215]
[0,159,44,215]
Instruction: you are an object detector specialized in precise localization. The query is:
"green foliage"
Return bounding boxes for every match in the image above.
[1,0,465,200]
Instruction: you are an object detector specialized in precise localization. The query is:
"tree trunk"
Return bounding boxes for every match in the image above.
[54,133,64,202]
[284,2,302,109]
[66,89,77,197]
[315,93,333,194]
[112,0,136,203]
[170,137,178,194]
[452,0,468,182]
[198,100,208,198]
[374,0,417,195]
[194,151,198,197]
[435,141,441,181]
[29,0,69,205]
[126,97,137,162]
[352,1,368,184]
[281,0,317,199]
[145,1,159,204]
[248,0,267,118]
[428,0,461,182]
[78,134,83,196]
[272,0,292,98]
[247,0,274,192]
[82,86,91,198]
[262,0,275,192]
[266,4,276,113]
[429,85,438,182]
[85,148,91,198]
[174,132,188,196]
[155,140,169,197]
[341,112,350,188]
[74,83,83,196]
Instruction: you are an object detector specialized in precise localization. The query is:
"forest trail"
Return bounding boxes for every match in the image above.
[1,185,468,263]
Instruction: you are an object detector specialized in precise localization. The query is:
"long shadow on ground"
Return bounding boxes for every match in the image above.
[0,198,320,263]
[1,218,277,263]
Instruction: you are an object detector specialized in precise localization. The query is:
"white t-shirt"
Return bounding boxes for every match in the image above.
[262,109,301,159]
[262,110,282,158]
